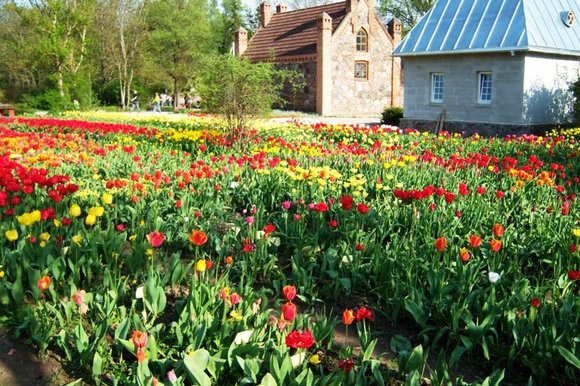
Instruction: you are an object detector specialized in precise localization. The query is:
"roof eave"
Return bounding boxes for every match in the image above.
[526,46,580,57]
[393,47,529,57]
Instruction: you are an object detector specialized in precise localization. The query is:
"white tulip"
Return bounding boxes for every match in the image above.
[488,271,501,283]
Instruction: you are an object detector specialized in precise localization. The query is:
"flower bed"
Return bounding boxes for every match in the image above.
[0,115,578,385]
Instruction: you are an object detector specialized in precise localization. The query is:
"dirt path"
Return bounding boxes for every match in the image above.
[0,334,77,386]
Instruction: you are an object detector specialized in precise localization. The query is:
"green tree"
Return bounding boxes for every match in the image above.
[0,0,94,107]
[378,0,434,31]
[220,0,245,54]
[92,0,150,108]
[0,1,47,101]
[25,0,94,99]
[145,0,216,111]
[195,55,283,144]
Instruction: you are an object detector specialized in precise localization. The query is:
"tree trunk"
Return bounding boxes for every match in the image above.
[173,77,179,112]
[56,63,65,98]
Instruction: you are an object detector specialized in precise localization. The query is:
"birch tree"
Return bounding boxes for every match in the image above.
[94,0,150,109]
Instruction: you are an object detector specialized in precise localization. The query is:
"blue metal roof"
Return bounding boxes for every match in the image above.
[394,0,580,56]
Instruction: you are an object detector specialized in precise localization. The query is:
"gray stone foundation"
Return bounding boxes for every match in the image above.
[399,118,556,137]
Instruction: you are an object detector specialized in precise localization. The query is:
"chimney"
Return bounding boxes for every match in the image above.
[346,0,358,13]
[316,12,333,116]
[234,27,248,56]
[388,18,402,45]
[276,3,288,13]
[259,2,272,28]
[347,0,358,31]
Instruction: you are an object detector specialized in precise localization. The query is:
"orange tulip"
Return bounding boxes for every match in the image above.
[434,237,447,252]
[37,275,51,291]
[492,224,504,238]
[132,330,148,349]
[342,309,355,325]
[468,235,482,248]
[459,247,470,263]
[136,348,147,363]
[490,239,502,252]
[189,230,208,246]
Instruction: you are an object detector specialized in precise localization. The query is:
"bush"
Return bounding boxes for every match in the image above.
[20,90,74,113]
[382,106,404,126]
[195,55,284,146]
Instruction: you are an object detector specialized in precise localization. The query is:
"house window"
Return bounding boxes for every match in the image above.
[431,73,444,103]
[356,29,368,51]
[478,72,492,104]
[354,61,368,79]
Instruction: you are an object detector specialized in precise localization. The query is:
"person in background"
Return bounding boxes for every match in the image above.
[152,92,161,112]
[130,91,140,112]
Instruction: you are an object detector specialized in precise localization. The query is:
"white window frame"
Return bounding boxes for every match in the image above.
[430,73,444,103]
[478,72,493,104]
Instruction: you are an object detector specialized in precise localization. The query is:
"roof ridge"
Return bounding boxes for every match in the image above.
[270,1,346,17]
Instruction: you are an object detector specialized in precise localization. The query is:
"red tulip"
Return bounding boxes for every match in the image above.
[357,203,369,214]
[282,301,297,321]
[338,358,356,373]
[285,329,315,349]
[355,306,374,322]
[340,195,353,211]
[434,237,447,252]
[263,223,275,235]
[282,285,296,302]
[146,231,165,248]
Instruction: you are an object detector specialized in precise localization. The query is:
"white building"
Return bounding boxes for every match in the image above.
[394,0,580,135]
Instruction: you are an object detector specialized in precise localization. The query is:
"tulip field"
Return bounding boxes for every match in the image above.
[0,113,579,385]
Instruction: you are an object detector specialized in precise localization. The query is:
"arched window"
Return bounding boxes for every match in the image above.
[356,28,368,51]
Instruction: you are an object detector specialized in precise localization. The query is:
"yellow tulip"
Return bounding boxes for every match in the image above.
[309,354,321,365]
[88,207,104,217]
[102,193,113,205]
[72,235,83,246]
[85,214,96,226]
[69,204,82,218]
[5,229,18,242]
[195,259,207,273]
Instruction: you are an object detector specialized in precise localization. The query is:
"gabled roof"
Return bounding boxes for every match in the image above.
[394,0,580,57]
[244,2,347,62]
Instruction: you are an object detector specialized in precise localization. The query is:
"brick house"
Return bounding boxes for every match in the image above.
[234,1,403,117]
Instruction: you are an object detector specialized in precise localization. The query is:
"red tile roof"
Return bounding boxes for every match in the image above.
[244,2,348,62]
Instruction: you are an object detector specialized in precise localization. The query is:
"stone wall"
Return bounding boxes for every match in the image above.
[275,62,317,112]
[400,118,552,137]
[402,53,526,124]
[329,1,397,117]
